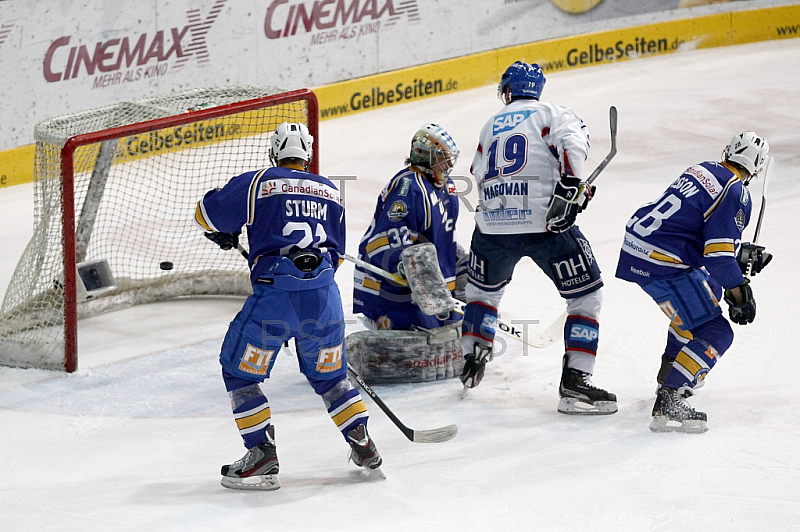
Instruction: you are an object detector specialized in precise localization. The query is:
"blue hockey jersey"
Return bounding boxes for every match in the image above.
[354,167,459,315]
[615,161,751,289]
[195,166,345,287]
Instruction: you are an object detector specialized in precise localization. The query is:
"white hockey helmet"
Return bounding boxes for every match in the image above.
[722,131,769,179]
[269,122,313,167]
[407,123,460,188]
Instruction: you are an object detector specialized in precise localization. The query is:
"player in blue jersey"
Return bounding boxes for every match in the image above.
[350,123,465,382]
[616,131,772,433]
[459,61,617,415]
[354,123,461,330]
[195,122,382,490]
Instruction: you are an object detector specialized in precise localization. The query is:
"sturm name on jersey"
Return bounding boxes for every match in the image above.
[285,199,328,220]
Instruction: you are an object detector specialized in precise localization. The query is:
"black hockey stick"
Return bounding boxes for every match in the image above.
[587,105,618,184]
[233,243,458,443]
[347,363,458,443]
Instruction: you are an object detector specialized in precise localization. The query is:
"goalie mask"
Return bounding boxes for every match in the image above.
[407,123,460,188]
[269,122,313,167]
[722,131,769,182]
[498,61,546,105]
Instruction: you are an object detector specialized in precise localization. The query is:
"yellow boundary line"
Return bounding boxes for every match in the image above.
[1,4,798,189]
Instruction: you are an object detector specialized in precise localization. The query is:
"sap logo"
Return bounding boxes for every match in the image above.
[570,325,598,342]
[493,110,536,134]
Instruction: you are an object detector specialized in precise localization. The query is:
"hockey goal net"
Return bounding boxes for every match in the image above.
[0,86,319,372]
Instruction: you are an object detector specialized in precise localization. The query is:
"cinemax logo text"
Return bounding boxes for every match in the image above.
[42,0,228,85]
[264,0,420,44]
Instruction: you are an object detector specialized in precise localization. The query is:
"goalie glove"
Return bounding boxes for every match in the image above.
[204,231,240,251]
[737,243,772,276]
[724,278,756,325]
[545,176,595,233]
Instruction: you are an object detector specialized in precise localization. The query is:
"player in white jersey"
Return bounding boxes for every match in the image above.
[460,61,617,415]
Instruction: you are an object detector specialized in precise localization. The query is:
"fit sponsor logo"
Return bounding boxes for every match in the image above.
[43,0,227,86]
[264,0,420,45]
[238,344,276,376]
[492,110,536,134]
[316,343,343,373]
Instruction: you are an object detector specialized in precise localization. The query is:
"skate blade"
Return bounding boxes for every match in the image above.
[557,397,618,416]
[649,415,708,434]
[460,385,471,399]
[221,474,281,491]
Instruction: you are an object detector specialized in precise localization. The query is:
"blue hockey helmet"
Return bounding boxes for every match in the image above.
[498,61,546,105]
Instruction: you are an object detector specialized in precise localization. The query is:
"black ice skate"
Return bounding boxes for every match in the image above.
[558,361,618,415]
[460,343,492,390]
[649,386,708,434]
[347,424,385,479]
[220,426,280,490]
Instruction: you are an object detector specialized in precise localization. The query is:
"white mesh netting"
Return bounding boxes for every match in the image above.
[0,86,315,370]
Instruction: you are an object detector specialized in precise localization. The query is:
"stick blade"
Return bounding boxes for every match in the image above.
[410,424,459,443]
[526,311,567,348]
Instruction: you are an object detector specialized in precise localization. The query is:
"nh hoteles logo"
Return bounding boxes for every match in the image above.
[264,0,421,40]
[42,0,228,83]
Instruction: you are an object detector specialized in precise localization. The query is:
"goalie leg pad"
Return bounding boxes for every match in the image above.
[345,324,463,384]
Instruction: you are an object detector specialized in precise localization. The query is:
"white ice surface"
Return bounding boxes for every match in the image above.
[1,39,799,531]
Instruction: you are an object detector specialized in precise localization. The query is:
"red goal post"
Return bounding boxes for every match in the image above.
[0,87,319,372]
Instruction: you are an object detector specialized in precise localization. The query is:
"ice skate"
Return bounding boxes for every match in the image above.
[558,363,618,415]
[649,386,708,434]
[220,427,280,490]
[347,423,385,479]
[460,343,492,396]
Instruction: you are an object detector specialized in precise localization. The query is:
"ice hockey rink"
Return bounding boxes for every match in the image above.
[1,38,799,530]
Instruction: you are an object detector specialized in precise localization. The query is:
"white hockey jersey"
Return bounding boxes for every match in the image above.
[470,100,590,234]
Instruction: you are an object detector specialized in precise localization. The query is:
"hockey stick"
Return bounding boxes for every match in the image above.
[752,155,773,245]
[587,105,618,185]
[347,363,458,443]
[343,253,563,349]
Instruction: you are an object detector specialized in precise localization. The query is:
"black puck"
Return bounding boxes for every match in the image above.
[159,261,174,271]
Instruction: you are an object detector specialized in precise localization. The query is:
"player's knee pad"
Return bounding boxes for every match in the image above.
[464,283,504,308]
[566,289,602,320]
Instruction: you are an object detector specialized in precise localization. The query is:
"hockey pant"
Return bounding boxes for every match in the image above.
[640,269,734,390]
[219,283,369,449]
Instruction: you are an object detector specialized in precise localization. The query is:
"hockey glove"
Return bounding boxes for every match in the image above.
[545,176,595,233]
[737,243,772,276]
[204,231,240,251]
[724,278,756,325]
